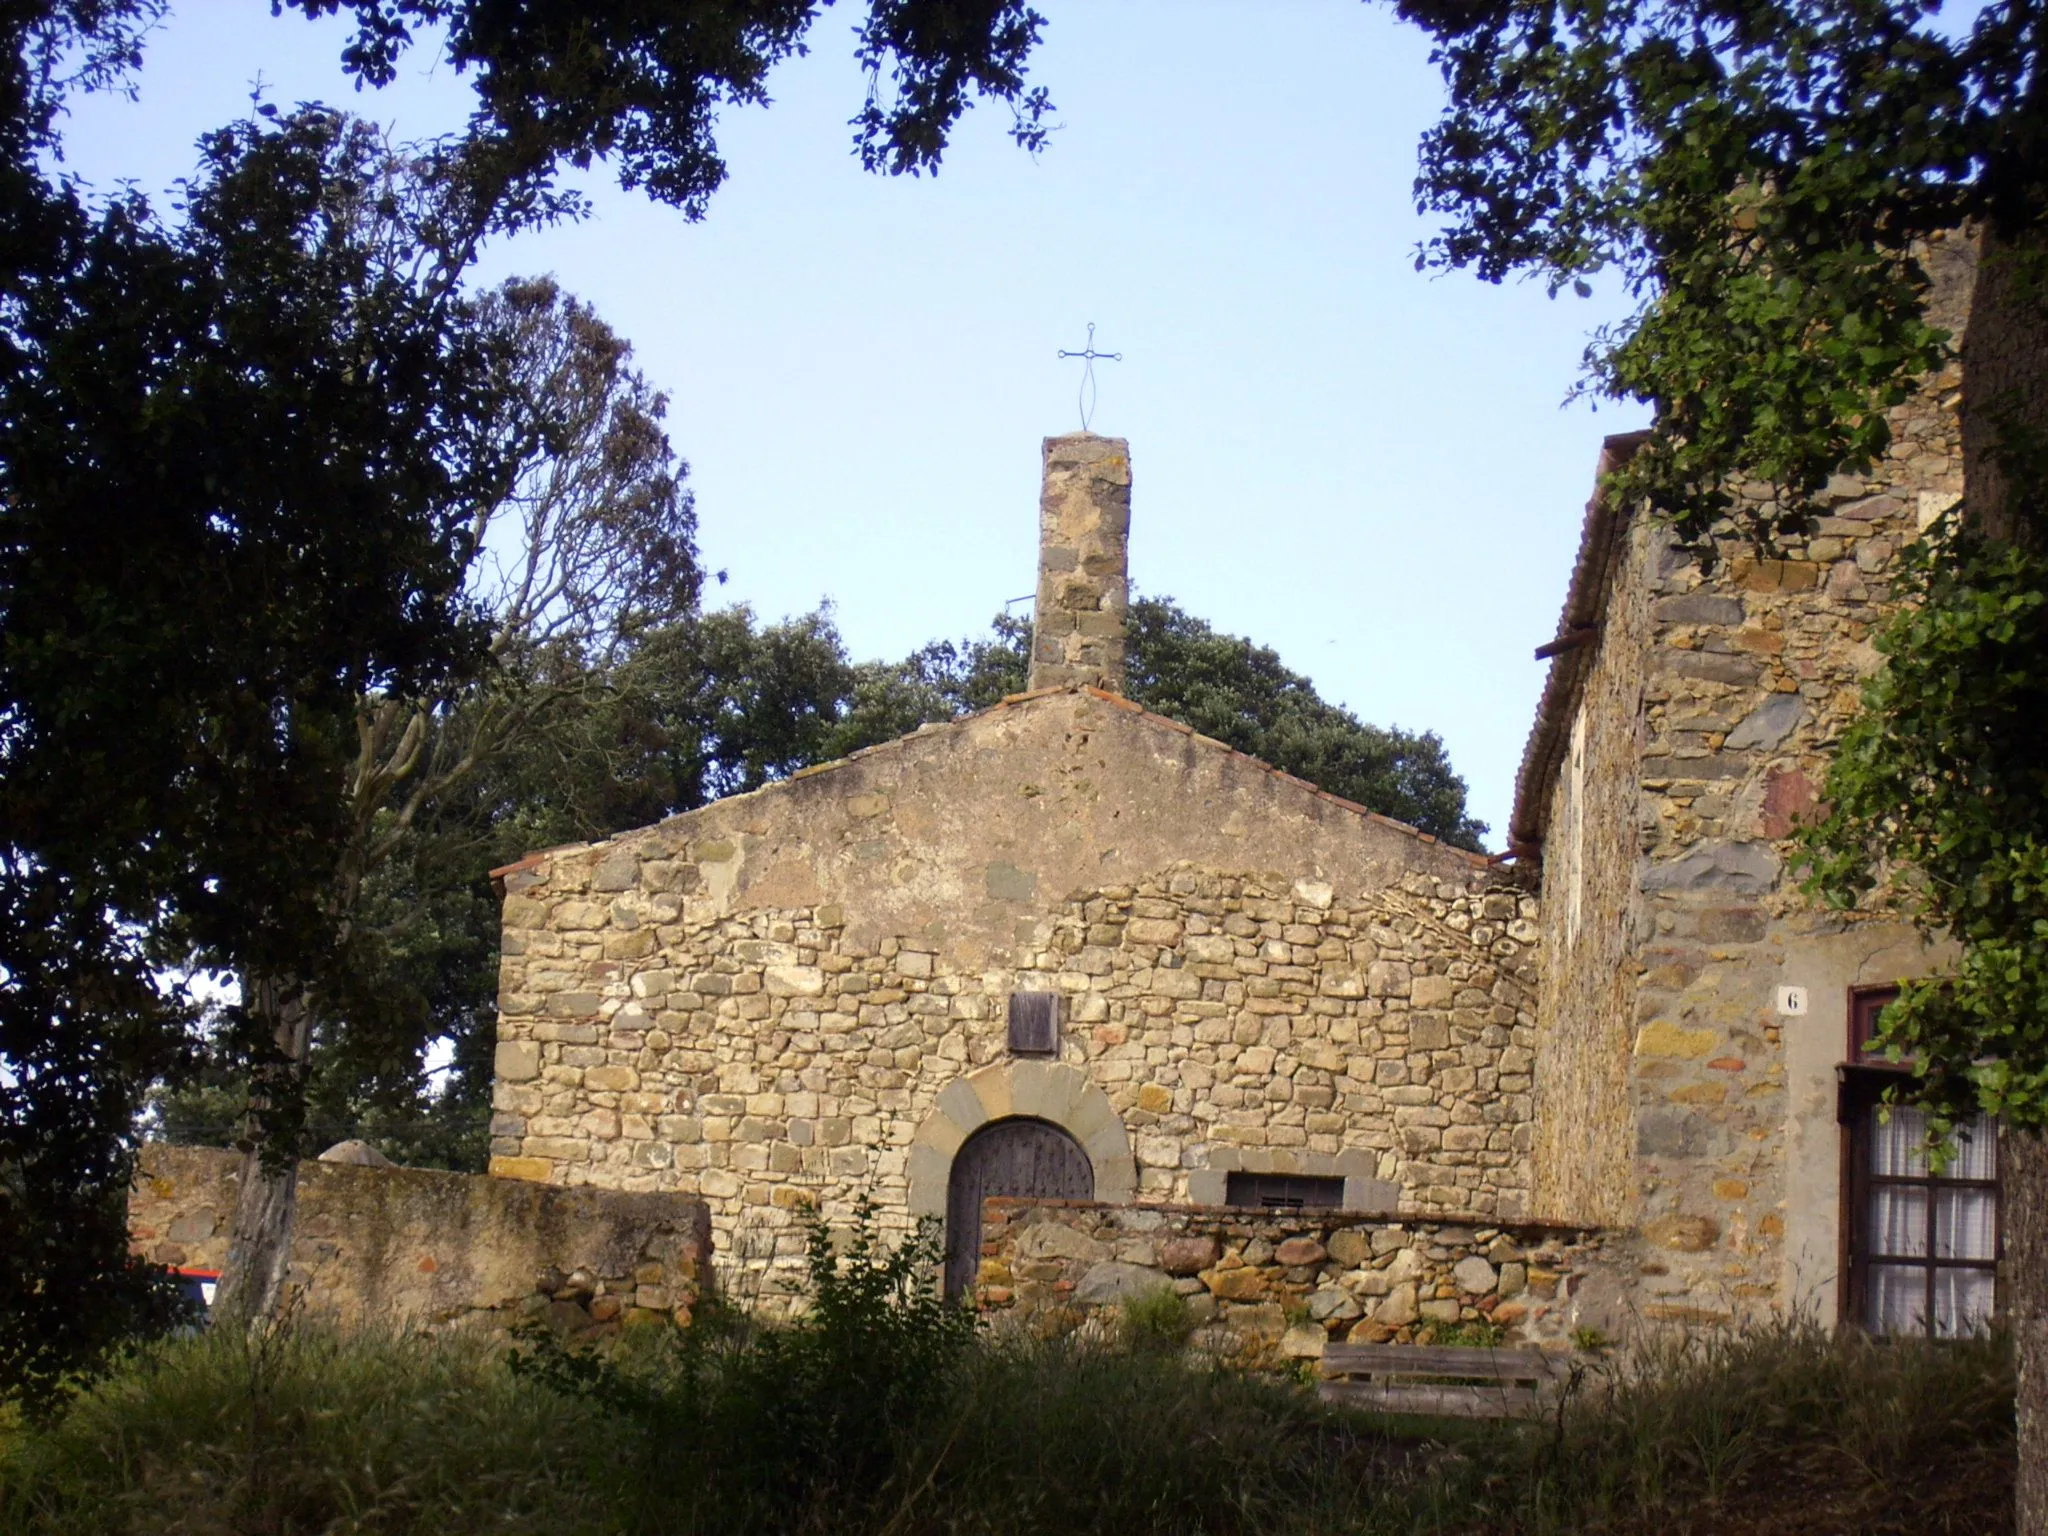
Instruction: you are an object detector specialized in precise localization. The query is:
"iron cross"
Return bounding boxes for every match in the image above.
[1057,322,1122,433]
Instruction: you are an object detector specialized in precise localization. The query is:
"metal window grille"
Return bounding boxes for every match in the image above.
[1007,992,1060,1055]
[1225,1172,1345,1210]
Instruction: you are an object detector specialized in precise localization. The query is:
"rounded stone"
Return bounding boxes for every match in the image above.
[1453,1255,1498,1294]
[1373,1281,1418,1327]
[1274,1236,1328,1267]
[1159,1235,1221,1276]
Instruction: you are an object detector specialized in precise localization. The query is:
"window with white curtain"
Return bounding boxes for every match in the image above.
[1860,1104,1998,1337]
[1843,987,2001,1338]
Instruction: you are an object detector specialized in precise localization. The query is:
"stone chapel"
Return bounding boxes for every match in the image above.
[485,434,1540,1303]
[486,231,2002,1345]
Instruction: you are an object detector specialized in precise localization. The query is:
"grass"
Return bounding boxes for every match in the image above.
[0,1210,2015,1534]
[0,1316,2012,1536]
[0,1325,610,1535]
[1415,1319,2014,1534]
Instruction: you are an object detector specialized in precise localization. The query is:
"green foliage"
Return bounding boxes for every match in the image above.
[292,0,1053,210]
[0,1325,608,1534]
[0,103,522,1405]
[509,1195,975,1531]
[1412,1318,2013,1532]
[1120,1285,1198,1352]
[1800,523,2048,1132]
[0,1307,2013,1533]
[1428,1319,1506,1348]
[825,611,1037,755]
[1398,0,2041,547]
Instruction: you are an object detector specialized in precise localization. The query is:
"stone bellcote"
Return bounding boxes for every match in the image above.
[1029,433,1131,693]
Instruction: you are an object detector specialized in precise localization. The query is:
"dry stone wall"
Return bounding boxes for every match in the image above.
[130,1144,712,1335]
[975,1197,1621,1365]
[1532,508,1653,1229]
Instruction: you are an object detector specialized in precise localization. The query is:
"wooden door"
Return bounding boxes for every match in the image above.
[944,1117,1094,1299]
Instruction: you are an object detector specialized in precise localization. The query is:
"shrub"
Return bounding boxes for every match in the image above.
[1120,1286,1197,1352]
[0,1275,2013,1536]
[509,1194,976,1533]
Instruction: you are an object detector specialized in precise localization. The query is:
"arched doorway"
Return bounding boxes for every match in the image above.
[944,1117,1094,1299]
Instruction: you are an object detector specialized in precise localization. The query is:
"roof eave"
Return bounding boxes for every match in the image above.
[1506,430,1653,853]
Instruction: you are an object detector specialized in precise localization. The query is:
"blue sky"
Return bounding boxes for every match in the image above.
[53,1,1653,848]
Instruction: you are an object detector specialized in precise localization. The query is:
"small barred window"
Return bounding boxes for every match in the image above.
[1225,1173,1345,1210]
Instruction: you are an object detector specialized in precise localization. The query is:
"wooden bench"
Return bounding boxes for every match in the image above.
[1319,1342,1575,1419]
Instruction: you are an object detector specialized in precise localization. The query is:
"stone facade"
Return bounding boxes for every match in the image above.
[1526,436,1654,1231]
[486,683,1534,1294]
[129,1144,712,1333]
[975,1197,1621,1364]
[1517,229,1984,1327]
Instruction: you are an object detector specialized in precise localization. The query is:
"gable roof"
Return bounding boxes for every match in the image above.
[492,683,1491,883]
[1506,431,1651,854]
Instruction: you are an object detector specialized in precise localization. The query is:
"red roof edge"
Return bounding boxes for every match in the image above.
[487,852,546,882]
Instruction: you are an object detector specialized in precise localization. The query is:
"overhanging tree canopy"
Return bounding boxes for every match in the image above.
[0,0,1061,1403]
[1399,0,2045,546]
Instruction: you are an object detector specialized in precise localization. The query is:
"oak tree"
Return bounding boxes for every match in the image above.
[1,0,1056,1399]
[1393,0,2045,1514]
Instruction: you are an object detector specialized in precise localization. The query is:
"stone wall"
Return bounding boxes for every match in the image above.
[1029,434,1130,692]
[485,688,1531,1294]
[493,855,1537,1292]
[1618,383,1962,1323]
[130,1144,712,1334]
[1523,229,1978,1326]
[1531,477,1653,1229]
[974,1197,1621,1365]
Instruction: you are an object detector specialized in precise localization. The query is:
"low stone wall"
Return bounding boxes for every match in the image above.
[130,1143,712,1335]
[975,1198,1624,1364]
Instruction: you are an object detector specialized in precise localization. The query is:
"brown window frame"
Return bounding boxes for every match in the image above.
[1848,984,1914,1069]
[1837,984,2003,1336]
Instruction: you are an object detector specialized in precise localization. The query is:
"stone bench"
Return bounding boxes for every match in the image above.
[1319,1342,1573,1419]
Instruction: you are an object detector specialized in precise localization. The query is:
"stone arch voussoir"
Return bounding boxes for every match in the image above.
[906,1061,1135,1218]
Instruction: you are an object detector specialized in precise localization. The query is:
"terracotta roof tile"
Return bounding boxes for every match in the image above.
[999,685,1071,706]
[487,851,546,882]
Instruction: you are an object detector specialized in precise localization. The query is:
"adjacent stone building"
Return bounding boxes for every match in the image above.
[1515,229,1997,1337]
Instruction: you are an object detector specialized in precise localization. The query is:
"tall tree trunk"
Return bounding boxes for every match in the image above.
[2010,1131,2048,1531]
[1961,221,2048,1530]
[214,979,314,1324]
